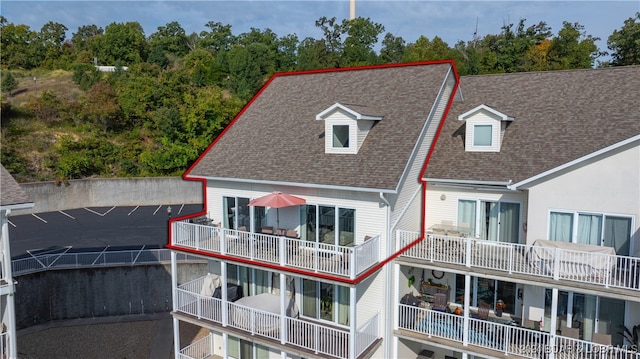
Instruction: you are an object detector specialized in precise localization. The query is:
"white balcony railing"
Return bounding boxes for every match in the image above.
[175,276,380,358]
[398,304,640,359]
[178,333,213,359]
[397,230,640,292]
[172,221,381,279]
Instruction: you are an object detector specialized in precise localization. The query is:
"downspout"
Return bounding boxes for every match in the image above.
[380,192,393,359]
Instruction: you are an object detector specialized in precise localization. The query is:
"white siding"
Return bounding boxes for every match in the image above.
[525,141,640,252]
[424,183,528,242]
[324,111,358,154]
[356,120,374,152]
[391,70,457,232]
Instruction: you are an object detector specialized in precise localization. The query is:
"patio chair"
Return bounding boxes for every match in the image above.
[561,326,580,339]
[432,293,448,312]
[592,333,611,345]
[477,301,490,320]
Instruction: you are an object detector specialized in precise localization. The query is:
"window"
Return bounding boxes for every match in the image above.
[549,211,631,255]
[301,204,355,246]
[302,279,349,325]
[454,274,516,315]
[332,125,349,148]
[473,124,492,146]
[224,196,250,230]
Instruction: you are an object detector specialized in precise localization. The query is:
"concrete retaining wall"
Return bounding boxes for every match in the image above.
[14,262,208,329]
[15,177,203,215]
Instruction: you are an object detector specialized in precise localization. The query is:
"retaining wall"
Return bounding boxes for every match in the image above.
[15,177,203,215]
[14,262,208,329]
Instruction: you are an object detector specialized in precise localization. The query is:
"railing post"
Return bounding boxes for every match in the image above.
[465,236,472,268]
[508,245,514,274]
[553,248,561,281]
[604,255,611,288]
[279,236,286,266]
[350,248,356,279]
[221,229,227,255]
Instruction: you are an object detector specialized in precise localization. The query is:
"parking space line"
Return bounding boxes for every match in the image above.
[128,206,140,216]
[84,206,116,216]
[178,204,185,215]
[8,220,15,228]
[153,205,162,215]
[59,210,75,220]
[32,213,48,223]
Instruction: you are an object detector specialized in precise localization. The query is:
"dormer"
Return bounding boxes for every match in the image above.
[316,103,383,154]
[458,104,514,152]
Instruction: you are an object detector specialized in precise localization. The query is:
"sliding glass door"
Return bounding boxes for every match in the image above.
[549,211,631,255]
[458,199,520,243]
[301,279,349,325]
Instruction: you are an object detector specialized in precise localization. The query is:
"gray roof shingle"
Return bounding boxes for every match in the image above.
[426,66,640,184]
[1,164,31,207]
[188,63,453,191]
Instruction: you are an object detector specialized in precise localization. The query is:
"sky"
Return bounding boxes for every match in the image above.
[2,1,639,60]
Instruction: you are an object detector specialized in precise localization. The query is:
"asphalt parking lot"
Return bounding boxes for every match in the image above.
[7,204,202,258]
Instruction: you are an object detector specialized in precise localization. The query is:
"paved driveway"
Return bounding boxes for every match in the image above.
[7,204,202,258]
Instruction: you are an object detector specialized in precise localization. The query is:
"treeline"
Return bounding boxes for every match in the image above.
[1,14,639,181]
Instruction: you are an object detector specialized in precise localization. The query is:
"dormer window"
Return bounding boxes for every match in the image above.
[473,124,493,147]
[332,125,350,148]
[317,103,382,154]
[459,104,513,152]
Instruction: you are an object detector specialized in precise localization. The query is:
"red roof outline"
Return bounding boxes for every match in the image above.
[168,60,460,285]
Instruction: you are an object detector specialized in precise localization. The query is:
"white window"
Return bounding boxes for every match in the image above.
[549,210,632,255]
[457,199,521,243]
[332,125,350,148]
[473,124,493,146]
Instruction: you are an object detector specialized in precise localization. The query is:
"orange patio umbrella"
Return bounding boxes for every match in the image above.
[248,192,306,234]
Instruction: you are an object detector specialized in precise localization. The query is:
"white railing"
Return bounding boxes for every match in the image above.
[178,333,213,359]
[172,221,381,279]
[285,316,349,358]
[175,276,380,358]
[11,248,202,276]
[398,230,640,292]
[398,304,640,359]
[355,312,380,357]
[0,331,7,359]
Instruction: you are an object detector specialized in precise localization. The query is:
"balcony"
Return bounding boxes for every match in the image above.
[397,304,640,359]
[172,221,381,280]
[174,276,380,359]
[397,231,640,296]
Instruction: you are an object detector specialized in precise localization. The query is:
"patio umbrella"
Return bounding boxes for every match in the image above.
[248,191,306,235]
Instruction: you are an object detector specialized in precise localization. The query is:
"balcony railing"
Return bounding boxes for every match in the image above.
[175,276,380,359]
[172,221,381,279]
[178,333,214,359]
[397,230,640,292]
[398,304,640,359]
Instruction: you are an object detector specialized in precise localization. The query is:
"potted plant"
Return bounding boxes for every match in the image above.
[495,300,506,317]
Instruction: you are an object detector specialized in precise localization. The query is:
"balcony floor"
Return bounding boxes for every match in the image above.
[398,236,640,301]
[172,311,382,359]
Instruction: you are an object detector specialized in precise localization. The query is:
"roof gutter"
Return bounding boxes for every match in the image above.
[185,175,398,195]
[425,178,514,191]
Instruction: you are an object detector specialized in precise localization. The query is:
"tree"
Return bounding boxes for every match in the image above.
[148,21,190,64]
[82,81,121,132]
[547,22,600,70]
[315,16,344,68]
[73,62,102,91]
[403,36,453,62]
[607,12,640,66]
[37,21,69,67]
[380,33,406,63]
[199,21,235,53]
[0,19,39,68]
[71,24,103,62]
[1,71,18,96]
[98,22,147,65]
[341,17,385,66]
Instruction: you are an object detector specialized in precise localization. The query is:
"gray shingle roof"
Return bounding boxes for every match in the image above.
[1,164,31,207]
[188,63,453,191]
[425,66,640,184]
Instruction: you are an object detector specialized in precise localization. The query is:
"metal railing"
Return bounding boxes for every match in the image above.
[173,221,381,279]
[178,333,213,359]
[11,248,203,276]
[398,304,640,359]
[175,275,380,359]
[397,230,640,292]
